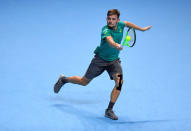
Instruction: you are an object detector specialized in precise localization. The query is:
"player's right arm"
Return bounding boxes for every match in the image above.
[105,36,122,50]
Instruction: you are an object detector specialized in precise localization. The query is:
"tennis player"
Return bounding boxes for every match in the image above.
[54,9,152,120]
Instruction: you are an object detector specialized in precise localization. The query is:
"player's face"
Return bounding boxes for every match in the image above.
[107,15,120,29]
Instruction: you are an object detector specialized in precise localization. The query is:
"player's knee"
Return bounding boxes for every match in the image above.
[79,76,91,86]
[80,79,89,86]
[81,82,88,86]
[116,74,123,91]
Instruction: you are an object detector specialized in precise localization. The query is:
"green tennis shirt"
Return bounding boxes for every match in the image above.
[94,21,126,61]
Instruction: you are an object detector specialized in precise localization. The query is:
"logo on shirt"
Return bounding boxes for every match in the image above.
[103,29,109,34]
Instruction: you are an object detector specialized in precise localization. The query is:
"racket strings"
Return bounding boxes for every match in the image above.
[122,28,136,47]
[128,29,135,46]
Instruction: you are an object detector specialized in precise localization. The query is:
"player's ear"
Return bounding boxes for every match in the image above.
[118,18,120,22]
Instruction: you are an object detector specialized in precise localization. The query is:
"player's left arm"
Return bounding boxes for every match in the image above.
[123,21,152,31]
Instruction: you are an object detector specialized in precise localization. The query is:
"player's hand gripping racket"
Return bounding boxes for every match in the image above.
[121,27,136,47]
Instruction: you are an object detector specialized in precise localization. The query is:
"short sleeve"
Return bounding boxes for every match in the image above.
[101,28,111,40]
[118,21,126,28]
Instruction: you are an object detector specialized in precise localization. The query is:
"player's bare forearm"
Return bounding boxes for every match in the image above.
[105,36,122,50]
[106,36,117,47]
[124,21,152,31]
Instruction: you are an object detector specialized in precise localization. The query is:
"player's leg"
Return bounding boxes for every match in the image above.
[105,73,123,120]
[111,73,123,102]
[105,59,123,120]
[54,75,91,93]
[67,76,91,86]
[109,73,123,108]
[54,55,105,93]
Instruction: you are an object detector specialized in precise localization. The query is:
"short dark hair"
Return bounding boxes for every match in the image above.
[107,9,120,18]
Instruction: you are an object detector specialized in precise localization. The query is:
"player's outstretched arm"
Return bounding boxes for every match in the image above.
[124,21,152,31]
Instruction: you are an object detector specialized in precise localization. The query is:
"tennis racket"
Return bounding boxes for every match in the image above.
[121,27,136,47]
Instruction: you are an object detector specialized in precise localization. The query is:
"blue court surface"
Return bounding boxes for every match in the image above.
[1,0,191,131]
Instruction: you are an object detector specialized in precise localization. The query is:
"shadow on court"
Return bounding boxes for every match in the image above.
[51,103,173,131]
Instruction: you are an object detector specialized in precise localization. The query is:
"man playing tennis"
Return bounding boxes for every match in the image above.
[54,9,152,120]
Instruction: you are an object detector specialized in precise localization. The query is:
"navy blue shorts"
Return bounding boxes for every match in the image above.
[84,55,123,80]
